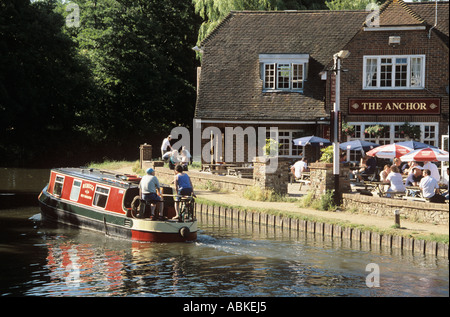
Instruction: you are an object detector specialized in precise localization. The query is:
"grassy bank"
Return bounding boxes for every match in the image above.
[196,196,449,244]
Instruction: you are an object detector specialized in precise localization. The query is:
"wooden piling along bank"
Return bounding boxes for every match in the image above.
[195,202,449,259]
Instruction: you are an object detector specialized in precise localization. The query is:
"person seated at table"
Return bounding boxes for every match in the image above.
[384,165,406,197]
[419,169,445,203]
[439,168,449,200]
[392,157,403,169]
[403,161,419,175]
[405,166,423,187]
[378,164,391,193]
[423,161,440,182]
[379,165,391,182]
[291,157,308,180]
[355,155,376,182]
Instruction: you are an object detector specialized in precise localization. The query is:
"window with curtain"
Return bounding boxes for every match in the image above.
[363,55,425,89]
[365,58,377,87]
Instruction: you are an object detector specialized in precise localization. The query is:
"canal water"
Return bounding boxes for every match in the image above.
[0,169,448,297]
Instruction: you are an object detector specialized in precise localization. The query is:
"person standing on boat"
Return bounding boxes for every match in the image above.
[139,168,164,219]
[173,164,194,220]
[161,135,173,157]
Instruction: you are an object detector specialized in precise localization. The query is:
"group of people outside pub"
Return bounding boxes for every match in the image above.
[290,152,448,204]
[376,158,447,203]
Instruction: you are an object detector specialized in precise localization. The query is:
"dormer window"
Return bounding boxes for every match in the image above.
[259,54,309,92]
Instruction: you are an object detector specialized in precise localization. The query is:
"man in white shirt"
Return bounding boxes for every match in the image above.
[422,161,440,182]
[161,135,173,157]
[291,158,308,179]
[419,169,445,203]
[139,168,164,218]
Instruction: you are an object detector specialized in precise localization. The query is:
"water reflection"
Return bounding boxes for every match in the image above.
[0,168,49,193]
[23,220,447,297]
[0,205,448,297]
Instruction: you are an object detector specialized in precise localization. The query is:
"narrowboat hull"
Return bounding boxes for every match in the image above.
[38,168,198,242]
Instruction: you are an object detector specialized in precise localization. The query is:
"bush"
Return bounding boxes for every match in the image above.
[243,186,296,202]
[319,146,334,163]
[298,190,337,211]
[318,190,336,211]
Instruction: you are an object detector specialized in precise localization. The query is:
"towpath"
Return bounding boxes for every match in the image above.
[114,166,448,238]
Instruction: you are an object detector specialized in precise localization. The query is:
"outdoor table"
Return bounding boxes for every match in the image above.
[363,181,387,197]
[228,166,253,178]
[206,163,238,175]
[292,172,311,190]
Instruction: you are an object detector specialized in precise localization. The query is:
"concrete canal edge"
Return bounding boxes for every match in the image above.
[194,201,449,259]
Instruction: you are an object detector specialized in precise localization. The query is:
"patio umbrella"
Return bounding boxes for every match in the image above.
[394,140,437,150]
[366,143,413,159]
[292,136,331,146]
[400,148,449,162]
[339,140,380,151]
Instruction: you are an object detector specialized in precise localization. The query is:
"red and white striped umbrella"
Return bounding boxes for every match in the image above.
[400,148,449,162]
[366,143,413,159]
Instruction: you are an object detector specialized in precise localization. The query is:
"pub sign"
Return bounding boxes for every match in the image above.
[349,98,440,115]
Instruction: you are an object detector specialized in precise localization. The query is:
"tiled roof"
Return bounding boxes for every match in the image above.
[195,10,368,121]
[409,1,449,38]
[374,0,426,27]
[194,1,449,122]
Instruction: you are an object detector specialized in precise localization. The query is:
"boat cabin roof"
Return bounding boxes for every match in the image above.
[52,167,140,189]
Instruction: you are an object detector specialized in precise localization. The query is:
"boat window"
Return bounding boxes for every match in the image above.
[70,179,82,201]
[53,175,65,197]
[93,186,109,208]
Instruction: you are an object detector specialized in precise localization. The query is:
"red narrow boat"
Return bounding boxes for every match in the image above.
[38,167,197,242]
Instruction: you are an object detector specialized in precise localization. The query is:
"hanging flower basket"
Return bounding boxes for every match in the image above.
[399,122,421,140]
[341,122,355,137]
[364,124,387,138]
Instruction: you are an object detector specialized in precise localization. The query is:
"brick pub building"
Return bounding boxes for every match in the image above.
[194,0,449,165]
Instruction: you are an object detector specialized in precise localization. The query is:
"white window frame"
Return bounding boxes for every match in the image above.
[53,175,65,197]
[92,185,110,209]
[266,129,305,157]
[363,55,425,90]
[441,135,449,180]
[260,54,309,92]
[347,122,439,146]
[70,179,82,202]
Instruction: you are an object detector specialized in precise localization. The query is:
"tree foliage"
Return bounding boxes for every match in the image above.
[0,0,201,166]
[325,0,382,10]
[0,0,94,166]
[63,0,200,148]
[1,0,333,167]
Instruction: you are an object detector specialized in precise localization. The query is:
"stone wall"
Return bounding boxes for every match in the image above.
[308,162,351,197]
[196,202,448,258]
[342,193,449,225]
[253,157,290,195]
